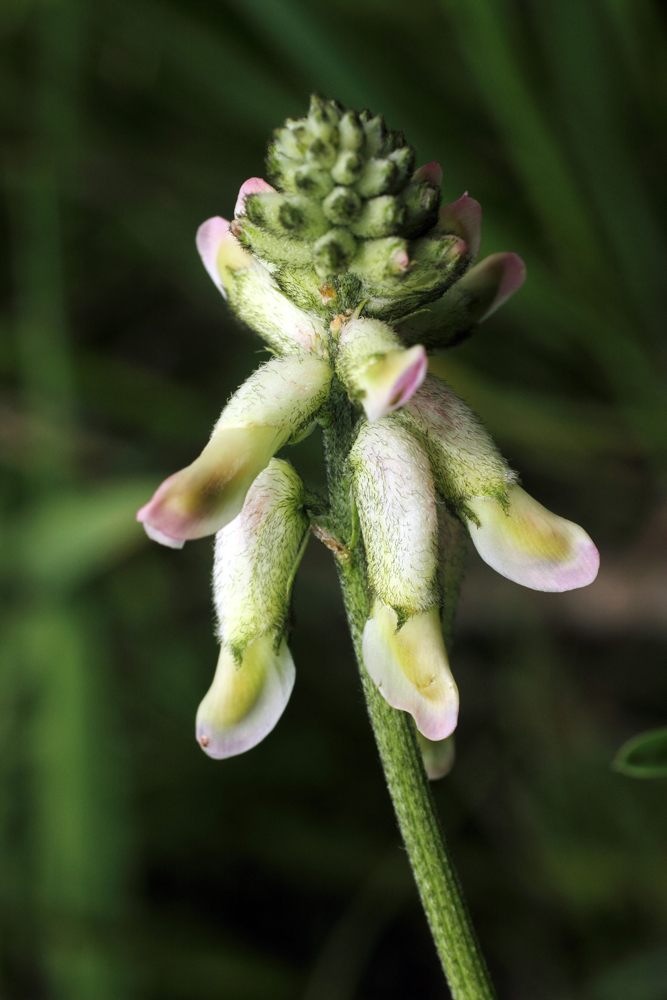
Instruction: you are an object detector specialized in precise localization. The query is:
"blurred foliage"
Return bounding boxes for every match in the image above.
[614,728,667,779]
[1,0,667,998]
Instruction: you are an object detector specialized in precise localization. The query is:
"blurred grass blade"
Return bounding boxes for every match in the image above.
[225,0,387,113]
[23,604,135,997]
[533,0,667,343]
[20,478,156,589]
[109,0,296,130]
[613,728,667,779]
[440,0,606,284]
[429,356,636,459]
[588,946,667,1000]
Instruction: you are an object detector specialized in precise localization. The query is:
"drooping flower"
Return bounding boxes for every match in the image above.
[137,354,331,547]
[138,95,599,767]
[350,421,458,740]
[196,459,308,757]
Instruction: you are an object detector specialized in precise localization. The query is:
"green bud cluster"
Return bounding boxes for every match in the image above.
[232,94,469,322]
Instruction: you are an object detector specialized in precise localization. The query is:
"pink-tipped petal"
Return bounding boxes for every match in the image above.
[136,425,280,545]
[196,216,253,298]
[468,485,600,592]
[234,177,276,217]
[438,193,482,261]
[362,604,459,741]
[478,252,526,320]
[196,635,295,758]
[360,345,428,422]
[196,216,231,290]
[413,161,443,186]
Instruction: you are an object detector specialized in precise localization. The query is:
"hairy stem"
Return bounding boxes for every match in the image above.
[323,385,497,1000]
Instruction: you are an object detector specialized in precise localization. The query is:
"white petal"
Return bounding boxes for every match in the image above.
[141,522,185,549]
[468,484,600,592]
[196,635,295,758]
[362,603,459,741]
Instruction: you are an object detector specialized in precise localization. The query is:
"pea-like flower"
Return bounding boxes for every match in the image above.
[138,95,599,765]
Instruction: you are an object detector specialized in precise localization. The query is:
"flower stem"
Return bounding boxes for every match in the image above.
[323,385,497,1000]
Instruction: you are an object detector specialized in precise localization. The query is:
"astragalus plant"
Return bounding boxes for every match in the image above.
[137,95,599,999]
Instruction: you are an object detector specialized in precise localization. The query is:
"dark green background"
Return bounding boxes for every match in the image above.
[2,0,667,997]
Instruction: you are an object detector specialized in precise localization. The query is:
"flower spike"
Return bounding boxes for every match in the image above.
[137,355,331,546]
[350,421,459,739]
[196,459,309,757]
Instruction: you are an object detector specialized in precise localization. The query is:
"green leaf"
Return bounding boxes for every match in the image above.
[612,728,667,779]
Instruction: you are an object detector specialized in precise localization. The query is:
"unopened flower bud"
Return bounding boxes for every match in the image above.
[336,317,426,421]
[338,111,365,152]
[361,113,388,157]
[389,145,416,185]
[137,356,331,545]
[355,158,397,198]
[313,228,357,276]
[350,422,459,738]
[331,150,364,185]
[350,195,405,239]
[396,251,525,347]
[195,459,309,758]
[400,180,441,238]
[322,186,362,225]
[467,484,599,592]
[245,192,329,240]
[349,236,410,284]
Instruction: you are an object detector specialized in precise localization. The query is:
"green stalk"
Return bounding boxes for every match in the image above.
[322,382,497,1000]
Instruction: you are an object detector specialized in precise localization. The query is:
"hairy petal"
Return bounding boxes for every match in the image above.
[468,484,600,592]
[363,603,459,741]
[213,459,309,651]
[396,373,516,512]
[196,636,295,758]
[137,356,331,544]
[350,420,439,611]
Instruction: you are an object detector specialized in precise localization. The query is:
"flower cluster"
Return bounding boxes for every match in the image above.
[137,96,599,769]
